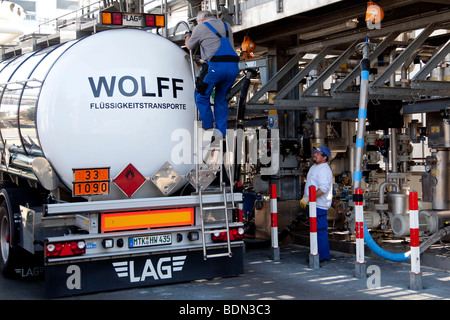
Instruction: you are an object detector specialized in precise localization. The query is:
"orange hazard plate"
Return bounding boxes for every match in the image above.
[73,181,110,197]
[73,168,110,182]
[101,208,194,232]
[73,168,110,197]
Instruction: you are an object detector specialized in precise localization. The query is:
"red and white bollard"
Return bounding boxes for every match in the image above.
[237,202,243,223]
[270,184,280,261]
[309,186,319,269]
[354,188,366,278]
[409,191,422,290]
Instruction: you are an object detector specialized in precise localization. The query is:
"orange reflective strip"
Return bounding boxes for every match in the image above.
[101,208,194,232]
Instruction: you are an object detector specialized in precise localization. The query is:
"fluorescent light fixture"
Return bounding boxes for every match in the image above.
[298,20,358,40]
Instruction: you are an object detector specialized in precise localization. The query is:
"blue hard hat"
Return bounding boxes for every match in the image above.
[313,145,331,159]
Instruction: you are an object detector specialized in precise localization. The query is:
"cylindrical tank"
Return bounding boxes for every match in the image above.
[386,191,408,215]
[432,149,449,210]
[0,29,196,200]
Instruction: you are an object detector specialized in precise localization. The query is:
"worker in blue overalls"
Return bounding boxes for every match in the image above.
[185,11,239,138]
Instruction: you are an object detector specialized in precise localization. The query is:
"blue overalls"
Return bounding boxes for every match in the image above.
[195,21,239,136]
[316,207,331,260]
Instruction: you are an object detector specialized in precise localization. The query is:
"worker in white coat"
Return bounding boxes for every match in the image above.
[301,145,333,261]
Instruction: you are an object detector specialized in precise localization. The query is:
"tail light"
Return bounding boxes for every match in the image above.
[45,241,86,257]
[101,12,122,25]
[144,14,165,27]
[212,227,245,242]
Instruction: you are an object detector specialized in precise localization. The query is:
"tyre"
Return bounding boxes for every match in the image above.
[0,203,21,277]
[0,188,44,279]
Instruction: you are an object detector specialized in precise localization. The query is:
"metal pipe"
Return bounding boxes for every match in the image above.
[378,181,399,205]
[353,39,410,262]
[352,40,370,190]
[312,107,326,149]
[420,225,450,254]
[391,128,398,174]
[172,21,196,87]
[234,68,257,182]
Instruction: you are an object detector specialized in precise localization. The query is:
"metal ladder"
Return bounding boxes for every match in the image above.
[198,181,236,260]
[196,133,236,259]
[184,36,236,259]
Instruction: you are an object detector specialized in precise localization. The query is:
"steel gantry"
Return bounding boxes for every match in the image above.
[245,10,450,114]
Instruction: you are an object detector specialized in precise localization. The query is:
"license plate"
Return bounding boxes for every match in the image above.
[129,234,172,248]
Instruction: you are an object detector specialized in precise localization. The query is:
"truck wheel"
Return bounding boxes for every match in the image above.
[0,204,22,278]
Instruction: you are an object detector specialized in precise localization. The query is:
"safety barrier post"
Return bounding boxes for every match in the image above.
[409,191,422,290]
[354,188,366,278]
[237,202,243,223]
[308,186,319,269]
[270,184,280,261]
[237,202,245,252]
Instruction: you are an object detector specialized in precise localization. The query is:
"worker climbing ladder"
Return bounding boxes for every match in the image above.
[193,123,237,259]
[174,15,243,260]
[184,31,237,259]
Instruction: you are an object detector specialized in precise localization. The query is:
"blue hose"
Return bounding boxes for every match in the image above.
[363,222,410,262]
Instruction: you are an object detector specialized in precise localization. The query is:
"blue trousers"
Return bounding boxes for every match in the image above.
[195,61,239,136]
[316,208,331,260]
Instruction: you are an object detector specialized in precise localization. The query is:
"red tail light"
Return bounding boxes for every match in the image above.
[46,241,86,257]
[211,227,245,242]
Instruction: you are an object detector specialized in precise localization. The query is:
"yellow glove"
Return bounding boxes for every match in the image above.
[300,196,309,209]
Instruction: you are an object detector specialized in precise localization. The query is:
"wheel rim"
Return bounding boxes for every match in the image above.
[1,215,9,264]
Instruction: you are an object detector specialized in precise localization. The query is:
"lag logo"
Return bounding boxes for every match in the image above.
[112,255,186,283]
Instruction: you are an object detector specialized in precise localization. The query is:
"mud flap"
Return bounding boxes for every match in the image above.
[45,246,244,298]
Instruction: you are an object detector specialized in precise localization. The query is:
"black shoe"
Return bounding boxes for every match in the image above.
[319,259,330,263]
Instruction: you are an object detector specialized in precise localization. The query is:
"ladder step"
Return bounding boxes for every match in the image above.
[203,205,226,210]
[206,252,232,259]
[203,146,221,151]
[203,206,236,211]
[204,228,228,234]
[198,168,220,173]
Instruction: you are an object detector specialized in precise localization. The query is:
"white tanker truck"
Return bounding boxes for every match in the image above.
[0,27,244,297]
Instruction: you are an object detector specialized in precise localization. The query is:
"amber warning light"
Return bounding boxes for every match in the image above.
[101,11,165,28]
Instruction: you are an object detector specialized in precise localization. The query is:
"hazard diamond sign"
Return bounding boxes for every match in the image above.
[113,163,146,198]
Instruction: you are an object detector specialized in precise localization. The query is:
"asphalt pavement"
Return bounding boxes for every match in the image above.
[1,243,449,303]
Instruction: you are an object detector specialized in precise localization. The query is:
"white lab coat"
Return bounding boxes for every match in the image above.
[304,163,333,211]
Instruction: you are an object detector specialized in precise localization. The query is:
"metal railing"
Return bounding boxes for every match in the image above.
[37,0,106,34]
